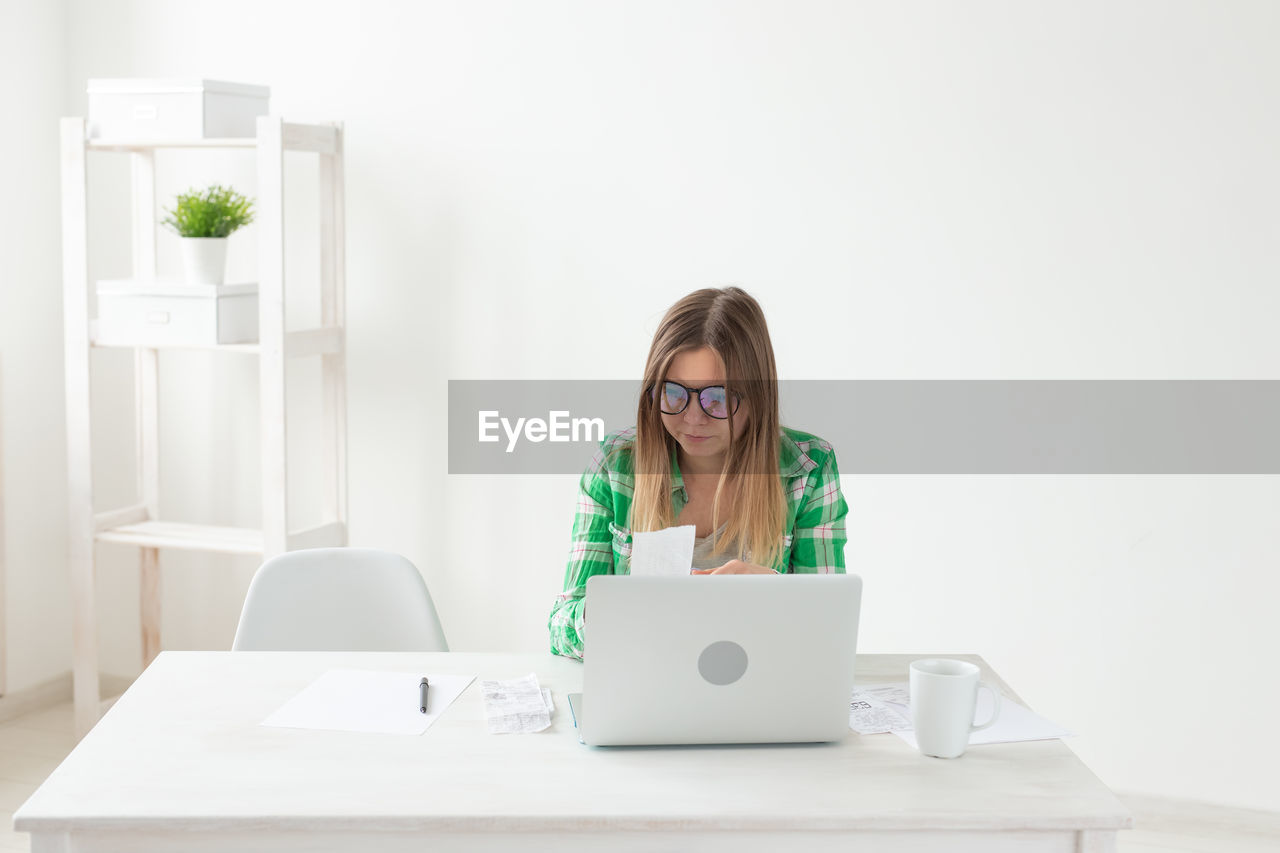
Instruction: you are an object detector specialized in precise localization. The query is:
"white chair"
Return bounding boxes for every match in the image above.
[232,548,449,651]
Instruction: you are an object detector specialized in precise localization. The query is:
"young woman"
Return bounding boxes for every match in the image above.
[548,287,848,661]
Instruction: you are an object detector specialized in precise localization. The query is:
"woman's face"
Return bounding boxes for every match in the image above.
[659,347,749,463]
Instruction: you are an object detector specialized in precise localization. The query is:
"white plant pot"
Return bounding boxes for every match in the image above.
[180,237,228,285]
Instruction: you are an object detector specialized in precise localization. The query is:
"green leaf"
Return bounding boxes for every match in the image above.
[160,183,256,238]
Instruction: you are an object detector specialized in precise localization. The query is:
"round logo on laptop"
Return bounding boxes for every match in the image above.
[698,640,748,685]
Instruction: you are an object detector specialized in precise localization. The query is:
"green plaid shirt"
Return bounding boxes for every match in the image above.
[549,426,849,660]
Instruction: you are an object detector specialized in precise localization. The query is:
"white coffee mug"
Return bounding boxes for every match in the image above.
[909,658,1002,759]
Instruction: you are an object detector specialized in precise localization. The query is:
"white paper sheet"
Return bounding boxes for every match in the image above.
[261,669,474,736]
[480,672,552,733]
[851,681,1076,747]
[630,525,696,576]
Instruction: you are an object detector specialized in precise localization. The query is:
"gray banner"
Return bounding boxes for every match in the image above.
[448,380,1280,475]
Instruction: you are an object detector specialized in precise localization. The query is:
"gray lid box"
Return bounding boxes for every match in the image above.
[86,78,271,139]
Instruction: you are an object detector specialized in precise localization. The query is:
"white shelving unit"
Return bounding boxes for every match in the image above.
[60,115,349,736]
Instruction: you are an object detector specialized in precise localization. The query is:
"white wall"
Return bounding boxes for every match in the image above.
[1,0,1276,812]
[0,0,72,692]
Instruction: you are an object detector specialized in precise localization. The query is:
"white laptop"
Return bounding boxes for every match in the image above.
[567,574,862,746]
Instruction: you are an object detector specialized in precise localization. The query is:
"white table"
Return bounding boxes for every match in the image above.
[14,652,1131,852]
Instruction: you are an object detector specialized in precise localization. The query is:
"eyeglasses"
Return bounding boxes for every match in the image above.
[651,381,742,420]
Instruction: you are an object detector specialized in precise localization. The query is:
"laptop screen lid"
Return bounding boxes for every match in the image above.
[577,574,862,746]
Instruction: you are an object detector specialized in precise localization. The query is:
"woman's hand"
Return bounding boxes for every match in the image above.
[691,560,778,575]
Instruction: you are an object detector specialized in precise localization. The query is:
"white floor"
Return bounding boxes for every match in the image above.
[0,700,1275,852]
[0,702,76,852]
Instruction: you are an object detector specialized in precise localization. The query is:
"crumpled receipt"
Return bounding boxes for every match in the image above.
[480,672,554,733]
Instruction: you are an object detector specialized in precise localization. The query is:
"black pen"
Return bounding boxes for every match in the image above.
[419,677,429,714]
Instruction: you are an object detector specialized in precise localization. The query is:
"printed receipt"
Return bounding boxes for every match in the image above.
[630,525,696,576]
[480,673,555,734]
[849,684,913,734]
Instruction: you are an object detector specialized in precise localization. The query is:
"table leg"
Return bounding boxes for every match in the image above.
[1077,830,1117,853]
[31,833,70,853]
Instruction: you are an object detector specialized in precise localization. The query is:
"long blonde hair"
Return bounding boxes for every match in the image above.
[626,287,787,569]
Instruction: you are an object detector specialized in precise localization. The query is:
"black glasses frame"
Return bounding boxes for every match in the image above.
[651,380,742,420]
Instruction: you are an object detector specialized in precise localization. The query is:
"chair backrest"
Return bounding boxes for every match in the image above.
[232,548,449,651]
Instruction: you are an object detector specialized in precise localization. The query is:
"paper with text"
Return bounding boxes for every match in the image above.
[261,669,474,736]
[630,525,696,576]
[850,681,1075,745]
[849,684,913,734]
[481,673,553,733]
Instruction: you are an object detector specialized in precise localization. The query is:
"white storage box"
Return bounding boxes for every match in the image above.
[95,280,259,346]
[87,78,270,140]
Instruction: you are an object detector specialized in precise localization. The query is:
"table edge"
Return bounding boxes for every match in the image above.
[14,813,1137,835]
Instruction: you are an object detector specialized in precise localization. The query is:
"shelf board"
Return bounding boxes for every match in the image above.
[91,338,262,354]
[85,123,337,154]
[89,323,343,357]
[287,522,347,551]
[96,521,264,555]
[87,137,257,151]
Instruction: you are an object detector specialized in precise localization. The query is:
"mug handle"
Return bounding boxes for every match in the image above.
[970,681,1002,733]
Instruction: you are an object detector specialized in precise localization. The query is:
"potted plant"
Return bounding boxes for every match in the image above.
[161,184,255,285]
